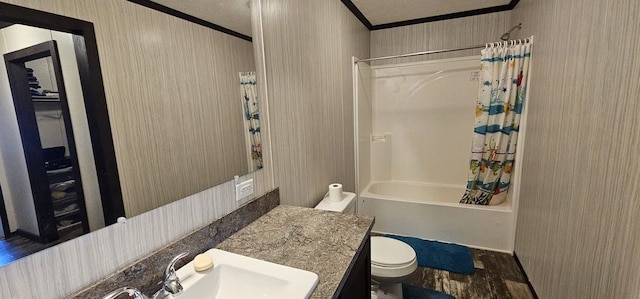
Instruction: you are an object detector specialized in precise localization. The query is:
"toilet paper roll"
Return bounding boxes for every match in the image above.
[328,183,343,202]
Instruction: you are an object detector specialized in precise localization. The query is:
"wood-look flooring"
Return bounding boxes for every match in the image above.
[405,248,535,299]
[0,229,82,267]
[0,234,49,267]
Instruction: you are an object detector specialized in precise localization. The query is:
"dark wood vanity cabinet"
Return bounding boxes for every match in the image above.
[336,235,371,299]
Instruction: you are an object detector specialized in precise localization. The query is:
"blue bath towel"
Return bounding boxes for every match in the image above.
[385,234,475,275]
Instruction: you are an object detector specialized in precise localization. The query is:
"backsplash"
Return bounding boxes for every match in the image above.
[69,189,279,298]
[0,176,275,298]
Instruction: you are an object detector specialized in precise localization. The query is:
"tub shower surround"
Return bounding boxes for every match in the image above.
[355,56,519,252]
[360,180,513,252]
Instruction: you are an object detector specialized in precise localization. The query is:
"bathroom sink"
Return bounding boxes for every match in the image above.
[176,249,319,299]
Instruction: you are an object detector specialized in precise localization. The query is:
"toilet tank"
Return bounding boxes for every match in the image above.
[314,192,356,214]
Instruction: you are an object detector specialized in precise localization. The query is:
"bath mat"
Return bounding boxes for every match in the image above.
[385,234,475,275]
[402,284,455,299]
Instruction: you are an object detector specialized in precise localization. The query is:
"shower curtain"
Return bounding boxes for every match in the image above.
[460,40,532,205]
[239,71,263,171]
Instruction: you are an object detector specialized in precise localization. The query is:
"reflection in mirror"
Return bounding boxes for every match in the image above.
[0,0,262,267]
[1,26,110,266]
[239,71,263,171]
[22,48,90,242]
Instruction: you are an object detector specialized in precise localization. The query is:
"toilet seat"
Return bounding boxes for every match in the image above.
[370,236,418,280]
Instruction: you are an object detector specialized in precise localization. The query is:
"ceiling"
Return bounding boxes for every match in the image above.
[143,0,519,38]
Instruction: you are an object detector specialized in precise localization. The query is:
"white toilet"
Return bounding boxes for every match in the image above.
[315,193,417,299]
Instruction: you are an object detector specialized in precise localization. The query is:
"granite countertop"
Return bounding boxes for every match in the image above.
[217,205,374,298]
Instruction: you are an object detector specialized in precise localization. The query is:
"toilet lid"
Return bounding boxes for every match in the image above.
[370,236,417,267]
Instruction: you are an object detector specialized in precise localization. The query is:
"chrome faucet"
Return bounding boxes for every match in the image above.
[102,287,150,299]
[152,252,189,299]
[102,252,190,299]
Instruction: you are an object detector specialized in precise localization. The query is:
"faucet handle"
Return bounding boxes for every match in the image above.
[162,252,189,295]
[103,287,150,299]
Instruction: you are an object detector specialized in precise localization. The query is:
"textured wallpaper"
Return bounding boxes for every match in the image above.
[262,0,370,207]
[512,0,640,298]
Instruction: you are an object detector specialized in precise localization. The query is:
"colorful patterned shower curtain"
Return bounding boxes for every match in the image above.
[460,40,532,206]
[239,71,263,171]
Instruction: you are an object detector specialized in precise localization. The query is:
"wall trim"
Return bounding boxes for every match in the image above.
[126,0,252,42]
[339,0,373,30]
[342,0,520,31]
[0,21,12,29]
[513,252,540,299]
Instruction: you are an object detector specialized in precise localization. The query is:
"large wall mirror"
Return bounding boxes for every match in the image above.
[0,0,264,267]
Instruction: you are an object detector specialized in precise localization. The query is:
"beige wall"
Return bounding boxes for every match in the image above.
[0,0,274,298]
[512,0,640,298]
[370,11,512,65]
[262,0,370,207]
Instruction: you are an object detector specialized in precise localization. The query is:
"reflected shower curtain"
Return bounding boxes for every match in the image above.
[460,40,532,205]
[239,71,263,171]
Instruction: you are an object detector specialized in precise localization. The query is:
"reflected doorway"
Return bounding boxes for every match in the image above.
[4,40,89,243]
[0,4,124,265]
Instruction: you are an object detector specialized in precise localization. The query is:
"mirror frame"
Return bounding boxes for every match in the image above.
[0,2,125,225]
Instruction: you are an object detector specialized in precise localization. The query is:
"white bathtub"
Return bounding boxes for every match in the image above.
[357,181,515,253]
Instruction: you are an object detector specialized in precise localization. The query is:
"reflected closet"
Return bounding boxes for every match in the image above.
[4,40,89,243]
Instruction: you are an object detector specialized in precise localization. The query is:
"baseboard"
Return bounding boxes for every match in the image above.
[513,252,539,299]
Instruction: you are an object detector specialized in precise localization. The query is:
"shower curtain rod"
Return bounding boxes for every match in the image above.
[356,38,529,63]
[356,44,485,63]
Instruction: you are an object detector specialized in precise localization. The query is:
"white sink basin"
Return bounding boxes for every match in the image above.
[176,249,319,299]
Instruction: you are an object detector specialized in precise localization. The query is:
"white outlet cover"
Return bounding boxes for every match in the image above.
[235,179,254,202]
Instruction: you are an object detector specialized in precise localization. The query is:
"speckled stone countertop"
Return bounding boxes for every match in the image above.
[217,205,374,298]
